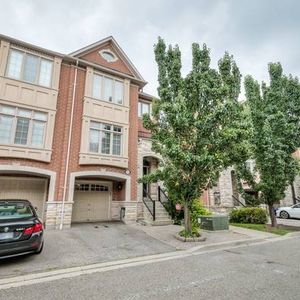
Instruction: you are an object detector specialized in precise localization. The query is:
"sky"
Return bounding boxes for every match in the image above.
[1,0,300,97]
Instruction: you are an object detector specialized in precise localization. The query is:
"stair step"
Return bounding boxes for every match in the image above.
[151,219,173,226]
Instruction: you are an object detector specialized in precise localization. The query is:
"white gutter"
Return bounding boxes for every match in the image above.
[59,60,78,230]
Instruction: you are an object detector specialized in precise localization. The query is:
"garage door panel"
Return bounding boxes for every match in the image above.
[72,183,110,223]
[0,177,47,219]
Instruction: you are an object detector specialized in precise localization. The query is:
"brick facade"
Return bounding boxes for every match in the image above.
[0,34,148,228]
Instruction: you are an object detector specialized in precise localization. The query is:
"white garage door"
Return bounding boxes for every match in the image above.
[72,182,111,223]
[0,176,47,219]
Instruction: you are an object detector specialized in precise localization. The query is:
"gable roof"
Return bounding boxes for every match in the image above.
[69,36,144,82]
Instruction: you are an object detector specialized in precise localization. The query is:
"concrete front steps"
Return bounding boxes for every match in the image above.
[141,201,173,226]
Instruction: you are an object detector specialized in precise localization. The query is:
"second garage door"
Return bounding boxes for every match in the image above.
[0,176,47,219]
[72,181,111,223]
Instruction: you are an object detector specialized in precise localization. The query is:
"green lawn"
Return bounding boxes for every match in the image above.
[230,223,292,236]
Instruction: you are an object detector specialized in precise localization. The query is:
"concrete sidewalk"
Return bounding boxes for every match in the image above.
[132,223,277,250]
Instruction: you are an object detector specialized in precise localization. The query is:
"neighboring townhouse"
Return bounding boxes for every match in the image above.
[0,34,171,229]
[204,163,300,212]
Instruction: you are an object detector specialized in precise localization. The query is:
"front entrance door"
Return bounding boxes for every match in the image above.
[143,164,150,197]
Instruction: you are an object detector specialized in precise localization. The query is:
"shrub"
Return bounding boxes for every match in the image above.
[229,207,267,224]
[191,200,212,229]
[179,228,200,238]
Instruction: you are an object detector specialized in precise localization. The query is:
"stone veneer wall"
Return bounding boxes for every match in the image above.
[209,170,300,210]
[281,175,300,206]
[111,201,137,223]
[208,168,235,212]
[45,200,138,229]
[111,201,138,224]
[45,202,73,230]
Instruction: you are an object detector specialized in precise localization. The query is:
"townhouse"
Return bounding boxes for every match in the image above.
[0,34,298,229]
[0,34,169,229]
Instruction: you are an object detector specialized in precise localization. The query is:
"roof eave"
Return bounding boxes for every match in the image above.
[63,55,147,88]
[0,33,64,58]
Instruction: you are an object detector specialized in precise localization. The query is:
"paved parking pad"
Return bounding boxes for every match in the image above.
[0,222,175,279]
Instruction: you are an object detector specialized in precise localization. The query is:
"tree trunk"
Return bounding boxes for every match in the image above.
[291,183,296,205]
[268,203,277,227]
[184,204,192,233]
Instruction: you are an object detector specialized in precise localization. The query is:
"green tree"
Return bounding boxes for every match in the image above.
[142,38,249,235]
[242,63,300,227]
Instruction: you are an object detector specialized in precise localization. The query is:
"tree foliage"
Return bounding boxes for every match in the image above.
[143,37,249,233]
[239,63,300,226]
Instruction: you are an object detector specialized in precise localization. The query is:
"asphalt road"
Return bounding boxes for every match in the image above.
[1,235,300,300]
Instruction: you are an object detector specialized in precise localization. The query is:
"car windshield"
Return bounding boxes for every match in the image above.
[0,203,34,220]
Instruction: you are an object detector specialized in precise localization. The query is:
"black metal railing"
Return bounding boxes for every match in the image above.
[158,186,172,216]
[142,188,156,221]
[232,195,246,207]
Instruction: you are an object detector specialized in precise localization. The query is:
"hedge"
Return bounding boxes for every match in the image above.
[229,207,267,224]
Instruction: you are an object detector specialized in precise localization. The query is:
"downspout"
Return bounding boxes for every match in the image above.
[59,60,79,230]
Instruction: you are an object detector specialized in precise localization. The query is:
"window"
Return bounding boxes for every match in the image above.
[99,50,117,62]
[89,121,122,156]
[0,203,34,220]
[115,81,124,105]
[92,74,124,104]
[75,183,109,192]
[23,54,38,83]
[103,77,113,102]
[7,50,23,79]
[14,118,30,145]
[138,101,151,117]
[6,49,53,87]
[31,121,46,147]
[0,104,47,148]
[39,59,53,86]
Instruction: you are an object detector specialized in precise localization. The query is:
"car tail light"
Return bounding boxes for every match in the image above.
[33,222,43,233]
[23,223,43,235]
[24,227,34,235]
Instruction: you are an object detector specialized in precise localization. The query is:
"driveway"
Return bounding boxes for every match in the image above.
[0,222,175,279]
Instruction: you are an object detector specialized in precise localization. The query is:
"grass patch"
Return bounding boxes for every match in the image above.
[230,223,292,236]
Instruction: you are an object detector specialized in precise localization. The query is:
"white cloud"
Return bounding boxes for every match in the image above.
[1,0,300,97]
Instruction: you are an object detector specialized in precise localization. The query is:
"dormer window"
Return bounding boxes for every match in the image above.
[99,49,118,62]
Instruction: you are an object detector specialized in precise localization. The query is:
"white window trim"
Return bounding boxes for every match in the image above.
[89,121,123,157]
[92,72,124,105]
[98,49,118,62]
[5,47,54,88]
[0,105,47,149]
[138,100,151,118]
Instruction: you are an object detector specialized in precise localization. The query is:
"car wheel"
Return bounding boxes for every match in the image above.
[35,242,44,255]
[280,211,289,219]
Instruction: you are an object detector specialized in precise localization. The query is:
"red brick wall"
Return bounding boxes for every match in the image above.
[0,63,76,202]
[0,61,141,203]
[81,44,133,76]
[138,118,151,138]
[128,84,139,201]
